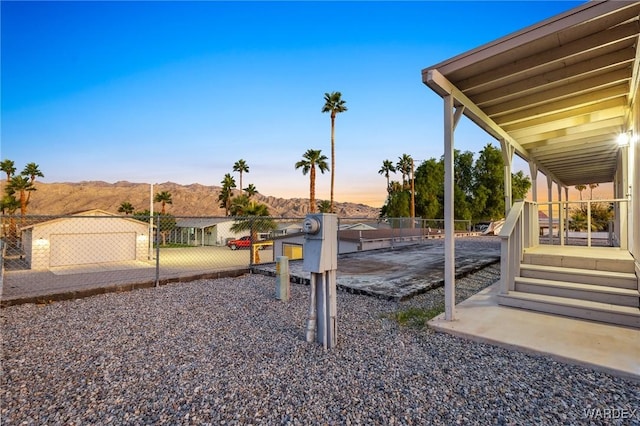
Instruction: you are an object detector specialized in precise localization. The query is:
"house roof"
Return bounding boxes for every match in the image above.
[20,209,150,231]
[423,0,640,187]
[175,218,230,229]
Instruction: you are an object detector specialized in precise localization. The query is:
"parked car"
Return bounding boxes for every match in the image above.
[226,236,252,250]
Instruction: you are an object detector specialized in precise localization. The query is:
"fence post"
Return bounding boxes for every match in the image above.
[155,213,160,287]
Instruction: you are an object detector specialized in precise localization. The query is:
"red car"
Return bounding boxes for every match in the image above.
[226,236,252,250]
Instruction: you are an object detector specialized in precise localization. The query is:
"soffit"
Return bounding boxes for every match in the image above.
[423,0,640,187]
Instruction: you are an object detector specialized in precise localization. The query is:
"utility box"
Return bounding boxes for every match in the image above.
[302,214,337,273]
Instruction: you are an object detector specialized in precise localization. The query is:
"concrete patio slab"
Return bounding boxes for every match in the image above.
[429,282,640,381]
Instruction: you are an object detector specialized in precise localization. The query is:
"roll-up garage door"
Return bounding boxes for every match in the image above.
[50,232,136,267]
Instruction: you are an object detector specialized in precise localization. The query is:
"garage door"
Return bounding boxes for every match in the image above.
[50,232,137,267]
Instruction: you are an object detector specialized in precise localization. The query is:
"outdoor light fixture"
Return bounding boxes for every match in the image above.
[617,132,630,146]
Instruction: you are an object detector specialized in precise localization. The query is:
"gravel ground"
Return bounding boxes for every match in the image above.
[1,264,639,425]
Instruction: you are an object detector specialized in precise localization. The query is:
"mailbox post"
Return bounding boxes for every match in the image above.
[302,213,338,350]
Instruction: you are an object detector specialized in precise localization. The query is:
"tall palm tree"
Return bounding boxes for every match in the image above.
[229,194,250,216]
[574,184,587,201]
[244,183,258,199]
[154,191,173,214]
[378,160,396,193]
[295,149,329,213]
[396,154,413,189]
[322,91,347,213]
[1,194,20,239]
[118,201,135,215]
[233,159,249,194]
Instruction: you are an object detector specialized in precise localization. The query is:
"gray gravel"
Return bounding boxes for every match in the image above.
[1,264,638,425]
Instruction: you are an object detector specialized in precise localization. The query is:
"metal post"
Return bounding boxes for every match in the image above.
[155,213,160,287]
[443,94,455,321]
[275,256,290,301]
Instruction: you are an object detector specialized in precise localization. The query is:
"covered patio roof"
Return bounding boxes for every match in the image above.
[423,0,640,187]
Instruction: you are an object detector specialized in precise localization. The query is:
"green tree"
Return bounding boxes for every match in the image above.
[512,170,532,200]
[317,200,332,213]
[7,175,35,217]
[472,144,505,221]
[295,149,329,213]
[244,183,258,198]
[218,173,237,216]
[1,159,16,181]
[233,159,249,194]
[322,91,347,213]
[154,191,173,214]
[229,194,251,216]
[118,201,135,215]
[414,158,444,219]
[378,159,396,193]
[1,194,20,239]
[396,154,413,190]
[574,184,587,201]
[230,201,277,263]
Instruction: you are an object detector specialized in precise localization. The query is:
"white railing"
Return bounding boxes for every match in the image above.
[539,198,629,249]
[498,200,538,294]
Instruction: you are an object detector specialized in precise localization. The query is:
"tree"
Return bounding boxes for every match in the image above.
[244,183,258,199]
[118,201,135,215]
[156,212,176,245]
[295,149,329,213]
[154,191,173,214]
[1,194,20,239]
[472,144,505,221]
[396,154,413,189]
[7,175,35,218]
[1,159,16,181]
[378,160,396,193]
[317,200,332,213]
[511,170,532,200]
[574,184,587,201]
[230,201,277,263]
[233,159,249,194]
[20,162,43,210]
[218,173,237,216]
[322,91,347,213]
[588,183,599,200]
[229,194,251,216]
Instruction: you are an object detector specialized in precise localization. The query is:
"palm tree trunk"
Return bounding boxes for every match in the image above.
[330,113,336,213]
[310,166,316,213]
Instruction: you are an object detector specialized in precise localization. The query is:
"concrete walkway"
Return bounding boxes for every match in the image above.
[429,283,640,381]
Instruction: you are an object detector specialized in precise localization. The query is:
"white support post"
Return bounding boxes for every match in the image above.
[500,140,514,216]
[558,185,564,246]
[529,162,538,202]
[547,176,554,244]
[444,95,455,321]
[564,187,570,243]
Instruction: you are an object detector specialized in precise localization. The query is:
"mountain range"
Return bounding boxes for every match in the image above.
[20,181,381,218]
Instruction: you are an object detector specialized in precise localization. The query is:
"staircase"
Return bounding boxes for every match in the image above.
[498,247,640,328]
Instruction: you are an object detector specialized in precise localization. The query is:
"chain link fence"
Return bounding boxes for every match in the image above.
[1,213,475,304]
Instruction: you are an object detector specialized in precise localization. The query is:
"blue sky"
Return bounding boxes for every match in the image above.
[1,1,584,207]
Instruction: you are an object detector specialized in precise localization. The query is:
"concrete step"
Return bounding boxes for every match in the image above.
[514,276,640,307]
[498,292,640,328]
[520,264,638,290]
[522,251,635,273]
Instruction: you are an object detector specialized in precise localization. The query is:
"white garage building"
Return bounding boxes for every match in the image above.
[21,209,151,270]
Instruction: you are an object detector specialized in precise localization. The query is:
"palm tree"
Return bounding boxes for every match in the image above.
[588,183,599,200]
[233,159,249,194]
[244,183,258,199]
[1,194,20,239]
[317,200,332,213]
[20,162,43,208]
[1,159,16,181]
[230,201,277,263]
[7,175,35,218]
[322,91,347,213]
[118,201,135,215]
[295,149,329,213]
[378,160,396,193]
[219,173,237,216]
[154,191,173,214]
[396,154,413,189]
[574,184,587,201]
[230,194,250,216]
